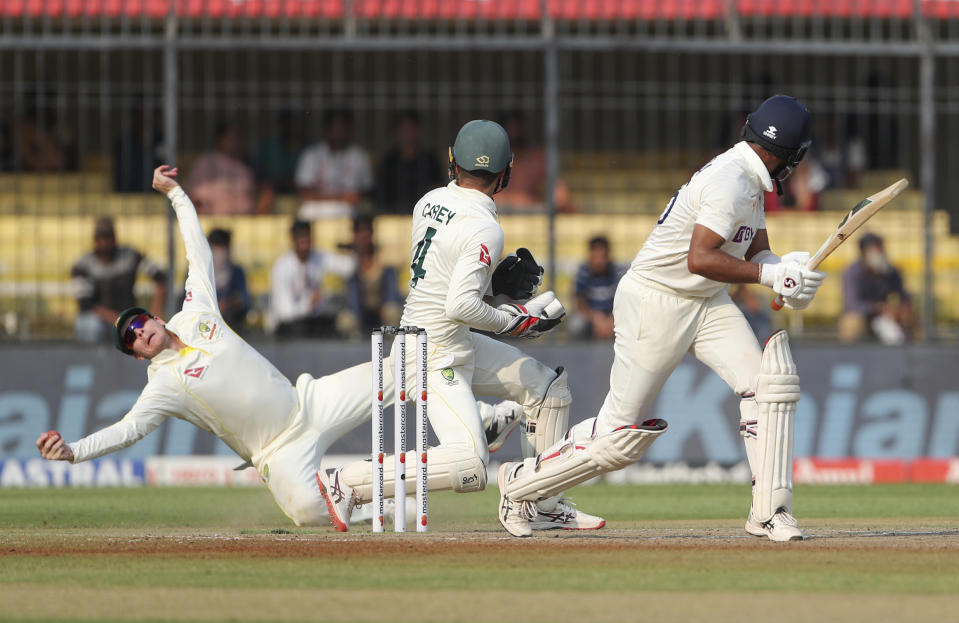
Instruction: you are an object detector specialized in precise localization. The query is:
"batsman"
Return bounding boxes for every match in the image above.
[497,95,825,541]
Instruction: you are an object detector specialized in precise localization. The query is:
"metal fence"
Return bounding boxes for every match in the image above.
[1,2,957,342]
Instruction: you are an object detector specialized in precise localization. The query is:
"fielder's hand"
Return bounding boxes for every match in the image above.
[152,165,180,195]
[36,430,75,462]
[491,248,544,300]
[497,290,565,338]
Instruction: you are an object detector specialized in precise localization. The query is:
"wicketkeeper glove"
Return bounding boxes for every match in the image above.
[497,290,565,338]
[491,248,544,300]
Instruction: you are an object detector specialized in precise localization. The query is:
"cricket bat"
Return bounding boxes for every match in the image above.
[771,177,909,311]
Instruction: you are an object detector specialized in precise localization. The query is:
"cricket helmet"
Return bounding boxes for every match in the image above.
[741,95,812,185]
[448,119,514,190]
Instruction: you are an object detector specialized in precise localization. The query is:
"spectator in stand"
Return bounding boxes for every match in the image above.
[71,217,167,343]
[338,215,403,337]
[763,149,828,212]
[494,111,577,214]
[839,232,914,345]
[295,109,373,219]
[569,236,624,340]
[0,123,12,171]
[12,110,65,172]
[730,284,773,340]
[207,228,251,331]
[254,110,303,213]
[186,123,255,215]
[373,111,444,215]
[115,105,162,193]
[270,219,356,338]
[819,115,866,190]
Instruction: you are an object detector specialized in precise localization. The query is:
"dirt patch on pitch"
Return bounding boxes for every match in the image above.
[6,524,959,558]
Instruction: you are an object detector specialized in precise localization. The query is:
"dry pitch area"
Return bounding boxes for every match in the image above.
[2,483,958,623]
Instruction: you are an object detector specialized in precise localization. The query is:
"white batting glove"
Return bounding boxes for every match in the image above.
[759,260,805,299]
[780,251,810,265]
[783,268,826,310]
[497,290,566,338]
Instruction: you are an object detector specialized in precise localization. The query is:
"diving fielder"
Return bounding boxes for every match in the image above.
[34,165,388,526]
[321,120,603,532]
[497,95,825,541]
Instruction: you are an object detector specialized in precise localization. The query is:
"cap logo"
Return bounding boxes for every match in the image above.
[763,125,778,140]
[475,155,490,167]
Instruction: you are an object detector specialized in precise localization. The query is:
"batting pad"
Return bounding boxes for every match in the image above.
[340,447,486,503]
[753,330,800,523]
[506,418,668,502]
[520,367,572,458]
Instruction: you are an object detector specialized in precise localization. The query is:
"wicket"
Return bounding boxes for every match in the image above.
[371,326,429,533]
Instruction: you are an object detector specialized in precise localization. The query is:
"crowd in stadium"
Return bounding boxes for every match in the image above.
[2,97,915,345]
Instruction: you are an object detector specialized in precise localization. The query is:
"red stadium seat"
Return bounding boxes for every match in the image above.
[0,0,939,19]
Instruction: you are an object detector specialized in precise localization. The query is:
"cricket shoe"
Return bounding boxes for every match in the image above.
[351,497,417,526]
[486,401,523,453]
[497,461,537,538]
[317,468,359,532]
[745,507,805,542]
[529,497,606,531]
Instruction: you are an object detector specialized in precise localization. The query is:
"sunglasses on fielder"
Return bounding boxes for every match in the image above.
[122,314,151,350]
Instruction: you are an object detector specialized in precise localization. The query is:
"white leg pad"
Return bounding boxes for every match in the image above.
[521,367,572,457]
[753,330,800,522]
[340,447,486,503]
[506,418,668,502]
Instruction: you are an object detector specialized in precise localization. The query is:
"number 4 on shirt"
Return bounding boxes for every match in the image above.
[410,226,437,288]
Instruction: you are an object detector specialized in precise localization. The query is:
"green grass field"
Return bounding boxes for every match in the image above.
[2,483,959,623]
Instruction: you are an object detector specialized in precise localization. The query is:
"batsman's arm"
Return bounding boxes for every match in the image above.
[687,225,764,284]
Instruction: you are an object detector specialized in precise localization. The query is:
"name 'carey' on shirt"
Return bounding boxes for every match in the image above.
[421,202,457,225]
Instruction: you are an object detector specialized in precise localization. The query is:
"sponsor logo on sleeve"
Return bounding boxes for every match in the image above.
[732,226,755,243]
[184,366,207,379]
[479,244,491,267]
[185,290,193,302]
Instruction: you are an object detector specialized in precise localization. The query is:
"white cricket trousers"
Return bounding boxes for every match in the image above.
[386,331,557,465]
[595,272,763,435]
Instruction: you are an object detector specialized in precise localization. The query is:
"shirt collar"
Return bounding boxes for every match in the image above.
[448,181,498,217]
[734,141,774,193]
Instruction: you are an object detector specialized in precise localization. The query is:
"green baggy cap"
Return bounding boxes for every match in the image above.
[452,120,512,174]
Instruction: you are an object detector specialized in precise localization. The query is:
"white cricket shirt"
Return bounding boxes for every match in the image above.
[69,187,299,463]
[400,181,513,351]
[629,141,773,297]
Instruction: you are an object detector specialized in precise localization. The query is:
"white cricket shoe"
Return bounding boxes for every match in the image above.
[486,401,523,453]
[529,497,606,531]
[745,507,805,542]
[497,462,536,538]
[318,468,359,532]
[351,497,417,526]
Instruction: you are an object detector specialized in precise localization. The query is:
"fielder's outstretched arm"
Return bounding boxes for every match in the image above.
[152,165,219,315]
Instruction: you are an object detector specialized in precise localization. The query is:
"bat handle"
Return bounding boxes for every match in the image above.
[770,295,785,311]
